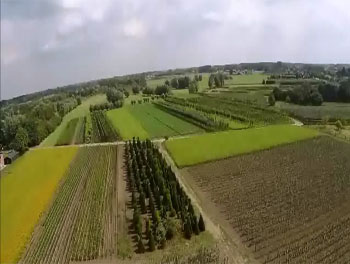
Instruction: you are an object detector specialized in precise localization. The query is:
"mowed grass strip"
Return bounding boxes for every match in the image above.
[107,104,203,140]
[165,125,319,167]
[56,118,79,146]
[106,107,149,140]
[129,104,203,138]
[0,147,78,263]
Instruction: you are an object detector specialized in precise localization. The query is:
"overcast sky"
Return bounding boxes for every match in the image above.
[1,0,350,99]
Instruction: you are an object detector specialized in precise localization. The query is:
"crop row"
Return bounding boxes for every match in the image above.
[154,101,228,131]
[165,96,289,126]
[185,137,350,263]
[91,110,119,143]
[20,145,118,263]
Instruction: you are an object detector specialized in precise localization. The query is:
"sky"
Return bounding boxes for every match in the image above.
[1,0,350,99]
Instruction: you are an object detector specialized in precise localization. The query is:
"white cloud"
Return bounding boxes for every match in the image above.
[1,0,350,99]
[202,11,222,22]
[123,19,147,38]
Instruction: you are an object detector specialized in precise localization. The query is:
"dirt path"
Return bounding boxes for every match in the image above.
[157,143,256,264]
[290,117,303,126]
[117,144,127,250]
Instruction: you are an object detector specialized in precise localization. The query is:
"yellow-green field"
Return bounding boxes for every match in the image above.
[165,125,319,167]
[0,147,78,263]
[40,94,106,147]
[106,107,149,140]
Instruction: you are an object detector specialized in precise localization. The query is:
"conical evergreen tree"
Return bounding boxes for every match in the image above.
[184,218,192,240]
[148,232,156,252]
[137,236,145,253]
[139,191,147,214]
[198,214,205,232]
[192,215,200,235]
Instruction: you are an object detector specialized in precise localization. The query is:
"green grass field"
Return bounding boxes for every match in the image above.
[0,147,78,263]
[107,104,203,140]
[56,118,79,145]
[171,89,201,99]
[106,107,149,140]
[40,94,106,147]
[165,125,318,167]
[129,104,203,138]
[225,73,269,86]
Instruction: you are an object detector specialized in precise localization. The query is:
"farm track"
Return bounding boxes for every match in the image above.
[158,143,253,264]
[19,146,118,264]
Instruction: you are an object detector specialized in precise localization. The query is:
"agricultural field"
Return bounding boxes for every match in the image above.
[165,125,318,167]
[187,95,290,126]
[225,73,269,86]
[171,89,201,99]
[107,107,149,140]
[56,117,85,146]
[182,136,350,263]
[276,101,350,122]
[90,110,119,142]
[0,147,78,263]
[20,145,119,263]
[107,104,203,140]
[41,94,107,147]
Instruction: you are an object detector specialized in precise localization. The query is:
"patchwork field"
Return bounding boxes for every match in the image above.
[107,104,203,140]
[0,147,78,263]
[165,125,318,167]
[182,136,350,263]
[20,145,119,263]
[41,94,107,147]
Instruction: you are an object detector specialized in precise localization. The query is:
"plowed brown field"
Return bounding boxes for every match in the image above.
[182,136,350,264]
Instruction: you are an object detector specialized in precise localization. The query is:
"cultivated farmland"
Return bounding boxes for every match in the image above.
[0,147,78,263]
[20,145,119,263]
[225,73,269,86]
[56,117,85,146]
[90,110,119,142]
[182,136,350,263]
[276,101,350,122]
[107,107,149,140]
[107,104,203,140]
[166,125,318,167]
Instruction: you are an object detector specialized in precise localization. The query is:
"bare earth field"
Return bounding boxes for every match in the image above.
[181,136,350,264]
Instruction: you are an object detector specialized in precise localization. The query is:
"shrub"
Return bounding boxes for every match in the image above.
[198,214,205,232]
[268,93,276,106]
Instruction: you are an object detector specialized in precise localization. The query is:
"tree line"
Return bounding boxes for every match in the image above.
[0,96,81,152]
[125,138,205,253]
[272,80,350,106]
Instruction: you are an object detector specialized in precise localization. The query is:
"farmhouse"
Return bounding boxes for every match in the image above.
[0,153,4,170]
[1,150,19,165]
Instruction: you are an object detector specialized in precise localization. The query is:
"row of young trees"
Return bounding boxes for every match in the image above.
[208,73,225,89]
[125,139,205,253]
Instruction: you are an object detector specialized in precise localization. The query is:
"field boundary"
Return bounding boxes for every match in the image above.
[157,143,254,264]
